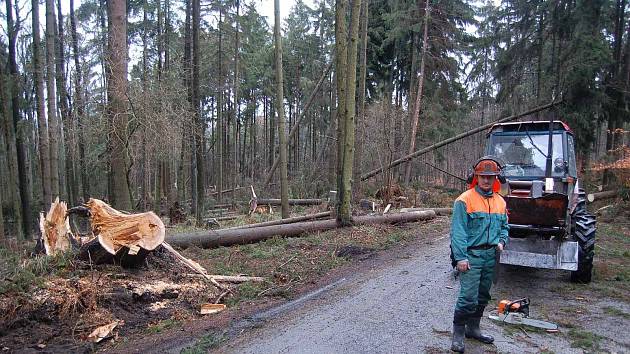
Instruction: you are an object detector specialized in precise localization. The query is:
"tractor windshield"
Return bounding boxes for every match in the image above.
[487,132,565,177]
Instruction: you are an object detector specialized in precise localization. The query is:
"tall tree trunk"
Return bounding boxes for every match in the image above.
[338,0,362,225]
[46,0,60,203]
[0,52,24,239]
[354,0,368,200]
[335,0,348,221]
[404,0,430,186]
[193,0,205,225]
[33,0,52,208]
[142,0,150,211]
[56,0,75,204]
[7,0,30,237]
[0,182,4,239]
[232,0,240,206]
[107,0,133,210]
[217,8,224,203]
[70,0,89,202]
[274,0,290,218]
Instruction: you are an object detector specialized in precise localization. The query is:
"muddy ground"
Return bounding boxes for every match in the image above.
[0,197,628,354]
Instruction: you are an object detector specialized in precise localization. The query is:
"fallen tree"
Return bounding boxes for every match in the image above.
[226,211,332,230]
[168,210,436,249]
[76,199,165,267]
[400,207,452,216]
[361,101,562,181]
[587,190,619,203]
[257,198,324,206]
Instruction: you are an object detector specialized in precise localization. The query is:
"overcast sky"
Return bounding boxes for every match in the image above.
[255,0,316,27]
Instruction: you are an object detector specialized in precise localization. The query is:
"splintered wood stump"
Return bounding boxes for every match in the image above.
[39,197,75,256]
[78,199,165,268]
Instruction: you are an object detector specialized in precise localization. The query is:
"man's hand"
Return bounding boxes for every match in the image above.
[456,260,470,272]
[496,242,504,252]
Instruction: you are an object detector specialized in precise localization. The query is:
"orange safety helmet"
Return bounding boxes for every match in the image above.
[468,156,505,191]
[474,159,501,176]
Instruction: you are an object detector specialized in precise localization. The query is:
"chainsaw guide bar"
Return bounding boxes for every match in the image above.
[488,310,558,330]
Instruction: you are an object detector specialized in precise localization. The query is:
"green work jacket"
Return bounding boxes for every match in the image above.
[450,186,510,262]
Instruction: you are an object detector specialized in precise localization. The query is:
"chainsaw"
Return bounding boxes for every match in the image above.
[488,298,558,330]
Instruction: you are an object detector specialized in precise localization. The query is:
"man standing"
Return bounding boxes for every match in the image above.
[450,156,509,353]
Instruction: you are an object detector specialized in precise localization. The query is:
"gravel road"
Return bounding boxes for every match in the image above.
[213,221,629,354]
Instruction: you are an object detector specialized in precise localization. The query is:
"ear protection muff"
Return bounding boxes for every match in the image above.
[467,156,507,189]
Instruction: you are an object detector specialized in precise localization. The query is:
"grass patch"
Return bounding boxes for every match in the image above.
[602,306,630,319]
[0,247,77,295]
[181,332,226,354]
[147,318,180,334]
[567,329,603,351]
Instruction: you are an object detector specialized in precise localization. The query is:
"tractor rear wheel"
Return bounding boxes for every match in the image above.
[570,190,596,283]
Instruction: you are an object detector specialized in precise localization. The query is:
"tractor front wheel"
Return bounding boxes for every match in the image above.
[570,190,596,283]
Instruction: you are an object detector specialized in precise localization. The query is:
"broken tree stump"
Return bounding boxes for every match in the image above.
[78,199,165,268]
[168,210,436,249]
[39,197,76,256]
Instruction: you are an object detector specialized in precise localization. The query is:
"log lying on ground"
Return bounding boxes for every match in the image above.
[256,198,324,206]
[78,199,165,267]
[168,210,436,249]
[226,211,332,230]
[400,207,452,216]
[587,190,619,203]
[39,197,75,255]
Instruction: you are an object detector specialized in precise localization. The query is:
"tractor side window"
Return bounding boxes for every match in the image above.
[567,135,577,177]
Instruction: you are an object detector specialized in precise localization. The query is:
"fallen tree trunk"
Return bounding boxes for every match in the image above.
[226,211,332,230]
[210,186,245,196]
[192,274,265,283]
[77,199,165,267]
[168,210,436,249]
[400,207,452,216]
[257,198,324,206]
[587,190,619,203]
[361,101,562,181]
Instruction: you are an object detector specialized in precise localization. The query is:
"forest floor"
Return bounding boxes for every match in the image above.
[0,191,628,354]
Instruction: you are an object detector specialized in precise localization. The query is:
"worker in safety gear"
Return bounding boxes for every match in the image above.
[449,156,509,353]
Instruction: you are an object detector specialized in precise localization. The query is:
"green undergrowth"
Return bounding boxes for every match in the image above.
[567,328,603,351]
[0,246,76,295]
[181,332,227,354]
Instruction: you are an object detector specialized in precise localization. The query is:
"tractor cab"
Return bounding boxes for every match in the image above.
[484,121,595,283]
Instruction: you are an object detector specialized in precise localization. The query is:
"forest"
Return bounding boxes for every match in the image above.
[1,0,629,239]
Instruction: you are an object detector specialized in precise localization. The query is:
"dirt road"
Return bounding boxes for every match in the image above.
[209,220,629,354]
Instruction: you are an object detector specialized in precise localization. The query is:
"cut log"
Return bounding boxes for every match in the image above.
[586,190,618,203]
[257,198,324,206]
[78,199,165,267]
[168,210,436,249]
[400,207,453,216]
[206,275,264,283]
[226,211,332,230]
[39,197,75,256]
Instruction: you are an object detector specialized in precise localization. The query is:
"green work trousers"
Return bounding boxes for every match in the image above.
[455,248,496,315]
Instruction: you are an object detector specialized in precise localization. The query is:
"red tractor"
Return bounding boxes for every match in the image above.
[485,120,596,283]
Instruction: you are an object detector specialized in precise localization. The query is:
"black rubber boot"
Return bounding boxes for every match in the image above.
[451,311,467,353]
[465,306,494,344]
